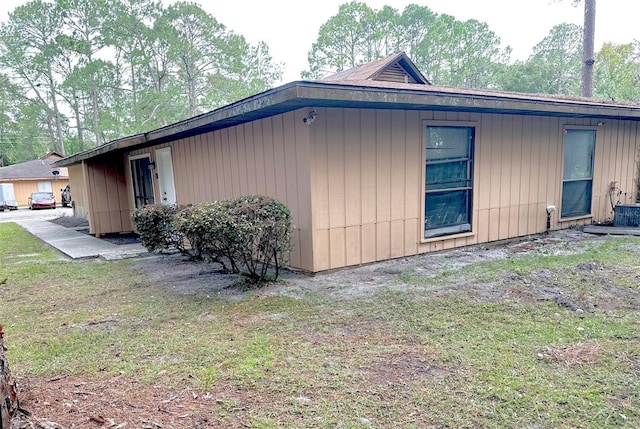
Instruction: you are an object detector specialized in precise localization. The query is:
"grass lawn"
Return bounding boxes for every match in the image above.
[1,222,639,428]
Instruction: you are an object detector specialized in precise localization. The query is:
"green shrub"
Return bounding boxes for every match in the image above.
[174,202,236,270]
[173,196,292,282]
[226,195,292,281]
[131,204,193,257]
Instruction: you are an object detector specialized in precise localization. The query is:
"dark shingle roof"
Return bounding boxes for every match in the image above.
[0,156,68,180]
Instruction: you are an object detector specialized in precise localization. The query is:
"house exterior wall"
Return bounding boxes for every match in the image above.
[85,155,132,235]
[309,107,639,271]
[0,178,69,207]
[67,163,89,220]
[127,109,314,271]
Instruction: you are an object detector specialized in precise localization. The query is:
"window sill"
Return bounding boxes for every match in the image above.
[559,214,593,223]
[421,231,475,244]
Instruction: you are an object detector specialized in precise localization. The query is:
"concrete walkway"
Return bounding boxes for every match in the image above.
[17,219,147,260]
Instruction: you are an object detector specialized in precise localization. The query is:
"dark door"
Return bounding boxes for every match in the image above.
[131,156,155,208]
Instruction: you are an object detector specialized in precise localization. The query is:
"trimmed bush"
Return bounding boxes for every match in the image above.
[134,197,292,282]
[174,202,238,271]
[225,195,292,280]
[131,204,193,257]
[174,196,292,282]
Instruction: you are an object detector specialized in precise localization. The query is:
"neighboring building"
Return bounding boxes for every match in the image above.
[0,152,69,207]
[56,53,640,272]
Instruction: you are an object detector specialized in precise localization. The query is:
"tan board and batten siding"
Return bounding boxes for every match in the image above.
[78,156,132,235]
[67,163,88,220]
[122,106,638,272]
[309,107,639,271]
[128,109,314,271]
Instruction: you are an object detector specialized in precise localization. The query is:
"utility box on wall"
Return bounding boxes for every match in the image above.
[614,204,640,227]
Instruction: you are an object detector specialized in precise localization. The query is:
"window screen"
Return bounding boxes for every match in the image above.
[561,130,595,218]
[425,126,474,238]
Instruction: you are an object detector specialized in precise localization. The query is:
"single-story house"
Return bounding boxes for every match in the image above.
[0,152,69,207]
[56,53,640,272]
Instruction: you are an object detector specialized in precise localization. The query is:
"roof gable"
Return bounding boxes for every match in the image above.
[322,52,430,85]
[39,152,64,160]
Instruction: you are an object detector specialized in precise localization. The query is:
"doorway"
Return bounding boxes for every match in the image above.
[156,147,177,205]
[130,155,155,208]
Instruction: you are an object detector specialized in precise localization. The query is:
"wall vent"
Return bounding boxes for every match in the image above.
[614,204,640,227]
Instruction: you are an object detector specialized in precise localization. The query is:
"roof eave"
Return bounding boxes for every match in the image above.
[56,81,640,166]
[55,134,147,167]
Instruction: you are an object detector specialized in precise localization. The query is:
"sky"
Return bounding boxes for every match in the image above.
[1,0,639,84]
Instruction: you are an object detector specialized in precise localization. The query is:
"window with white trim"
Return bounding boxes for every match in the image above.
[561,129,595,218]
[424,126,474,238]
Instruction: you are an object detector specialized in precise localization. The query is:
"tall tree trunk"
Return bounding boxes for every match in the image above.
[188,74,197,118]
[0,325,20,428]
[92,83,101,146]
[581,0,596,97]
[71,92,84,150]
[45,112,56,152]
[47,65,65,156]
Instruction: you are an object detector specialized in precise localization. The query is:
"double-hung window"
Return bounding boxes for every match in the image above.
[561,129,595,218]
[424,126,474,238]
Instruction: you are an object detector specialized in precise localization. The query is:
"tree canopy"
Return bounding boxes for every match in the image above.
[305,1,640,103]
[0,0,282,165]
[303,2,511,88]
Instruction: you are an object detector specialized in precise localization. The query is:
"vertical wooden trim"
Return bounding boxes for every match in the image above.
[376,110,392,224]
[250,121,263,195]
[390,110,406,221]
[230,127,242,196]
[344,109,362,227]
[190,136,202,202]
[272,115,288,203]
[294,109,312,230]
[236,125,249,196]
[499,115,513,239]
[262,119,277,197]
[310,108,328,230]
[327,108,346,229]
[242,123,253,194]
[510,115,524,236]
[360,109,377,225]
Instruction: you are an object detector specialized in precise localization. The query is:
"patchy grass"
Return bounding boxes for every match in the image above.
[1,223,639,428]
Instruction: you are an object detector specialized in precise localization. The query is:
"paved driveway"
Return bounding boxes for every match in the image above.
[0,206,74,223]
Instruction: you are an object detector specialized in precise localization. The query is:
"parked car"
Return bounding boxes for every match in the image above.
[28,192,56,210]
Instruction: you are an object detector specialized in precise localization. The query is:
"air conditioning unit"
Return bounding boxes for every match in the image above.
[614,204,640,227]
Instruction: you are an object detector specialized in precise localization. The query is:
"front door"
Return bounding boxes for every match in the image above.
[156,147,177,205]
[130,155,155,208]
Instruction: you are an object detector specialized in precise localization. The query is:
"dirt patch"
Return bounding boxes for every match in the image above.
[131,229,640,312]
[13,375,279,429]
[133,254,247,298]
[541,342,602,366]
[364,350,449,386]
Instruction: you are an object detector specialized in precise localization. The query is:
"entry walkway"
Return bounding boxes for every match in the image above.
[17,219,147,260]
